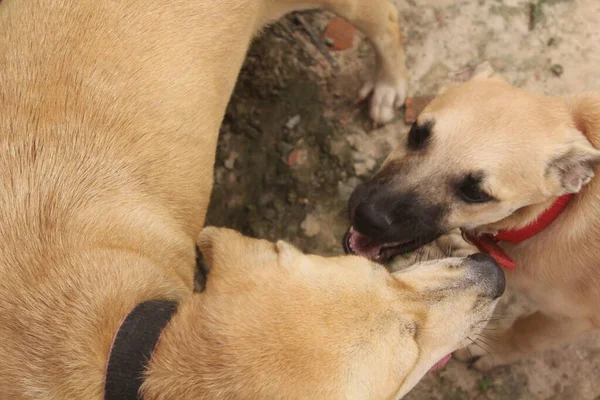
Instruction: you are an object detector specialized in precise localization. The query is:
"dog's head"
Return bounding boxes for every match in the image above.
[346,64,600,263]
[183,227,504,399]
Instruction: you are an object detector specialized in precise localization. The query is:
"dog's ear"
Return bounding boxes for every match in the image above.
[548,140,600,194]
[470,61,507,83]
[276,240,304,267]
[197,226,222,266]
[197,226,254,268]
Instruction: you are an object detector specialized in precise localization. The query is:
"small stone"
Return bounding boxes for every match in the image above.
[224,151,239,170]
[353,159,376,177]
[226,172,237,185]
[324,37,335,47]
[272,198,286,213]
[337,177,362,200]
[286,191,298,204]
[550,64,564,77]
[287,148,308,167]
[534,71,542,80]
[329,139,346,160]
[285,115,301,130]
[259,193,274,206]
[214,168,226,184]
[287,149,299,166]
[261,208,277,220]
[301,214,321,237]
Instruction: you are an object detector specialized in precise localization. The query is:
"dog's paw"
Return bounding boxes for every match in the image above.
[453,346,478,363]
[469,355,498,372]
[453,344,508,372]
[434,229,478,258]
[359,79,406,125]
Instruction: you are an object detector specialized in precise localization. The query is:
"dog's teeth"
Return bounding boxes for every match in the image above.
[346,236,355,253]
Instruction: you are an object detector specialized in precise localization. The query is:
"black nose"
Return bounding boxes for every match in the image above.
[467,253,506,299]
[352,203,389,237]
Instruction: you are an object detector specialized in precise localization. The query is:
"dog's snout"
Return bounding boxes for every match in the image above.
[467,252,497,265]
[352,203,389,236]
[348,183,391,237]
[467,253,506,299]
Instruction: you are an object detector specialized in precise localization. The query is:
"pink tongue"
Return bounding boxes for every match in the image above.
[349,230,383,259]
[428,354,452,372]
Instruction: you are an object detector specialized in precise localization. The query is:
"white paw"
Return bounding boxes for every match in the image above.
[359,79,407,125]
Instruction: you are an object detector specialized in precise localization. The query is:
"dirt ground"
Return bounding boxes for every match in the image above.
[205,1,600,398]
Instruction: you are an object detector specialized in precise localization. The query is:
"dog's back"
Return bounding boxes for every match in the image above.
[0,0,261,396]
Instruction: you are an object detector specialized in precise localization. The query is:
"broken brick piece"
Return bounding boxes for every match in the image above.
[287,149,299,166]
[404,96,435,124]
[323,16,356,51]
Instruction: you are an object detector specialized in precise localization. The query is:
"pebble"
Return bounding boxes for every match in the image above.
[224,151,239,170]
[287,148,308,167]
[285,115,301,130]
[337,177,362,200]
[329,139,347,160]
[286,191,298,204]
[301,214,321,237]
[353,158,376,177]
[550,64,564,77]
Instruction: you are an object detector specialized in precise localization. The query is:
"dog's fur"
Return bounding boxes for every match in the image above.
[0,1,504,399]
[348,63,600,370]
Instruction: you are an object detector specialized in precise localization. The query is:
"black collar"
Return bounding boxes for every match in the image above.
[104,300,178,400]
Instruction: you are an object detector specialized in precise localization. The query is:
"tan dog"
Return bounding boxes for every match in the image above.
[345,63,600,371]
[0,1,504,398]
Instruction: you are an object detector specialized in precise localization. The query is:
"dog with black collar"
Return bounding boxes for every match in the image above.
[0,1,504,399]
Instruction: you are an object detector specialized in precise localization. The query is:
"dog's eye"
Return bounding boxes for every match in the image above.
[407,121,432,151]
[457,175,493,203]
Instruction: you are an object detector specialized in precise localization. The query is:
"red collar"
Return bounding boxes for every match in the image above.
[462,193,574,270]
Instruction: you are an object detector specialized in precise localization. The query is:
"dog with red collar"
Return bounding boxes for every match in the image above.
[344,62,600,371]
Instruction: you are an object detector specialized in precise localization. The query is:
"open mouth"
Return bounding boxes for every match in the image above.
[428,354,452,373]
[343,226,422,264]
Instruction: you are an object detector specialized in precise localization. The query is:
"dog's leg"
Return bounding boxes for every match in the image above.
[270,0,407,124]
[327,0,408,124]
[454,312,594,371]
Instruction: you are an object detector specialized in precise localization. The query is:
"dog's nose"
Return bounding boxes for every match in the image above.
[352,203,389,237]
[467,253,506,299]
